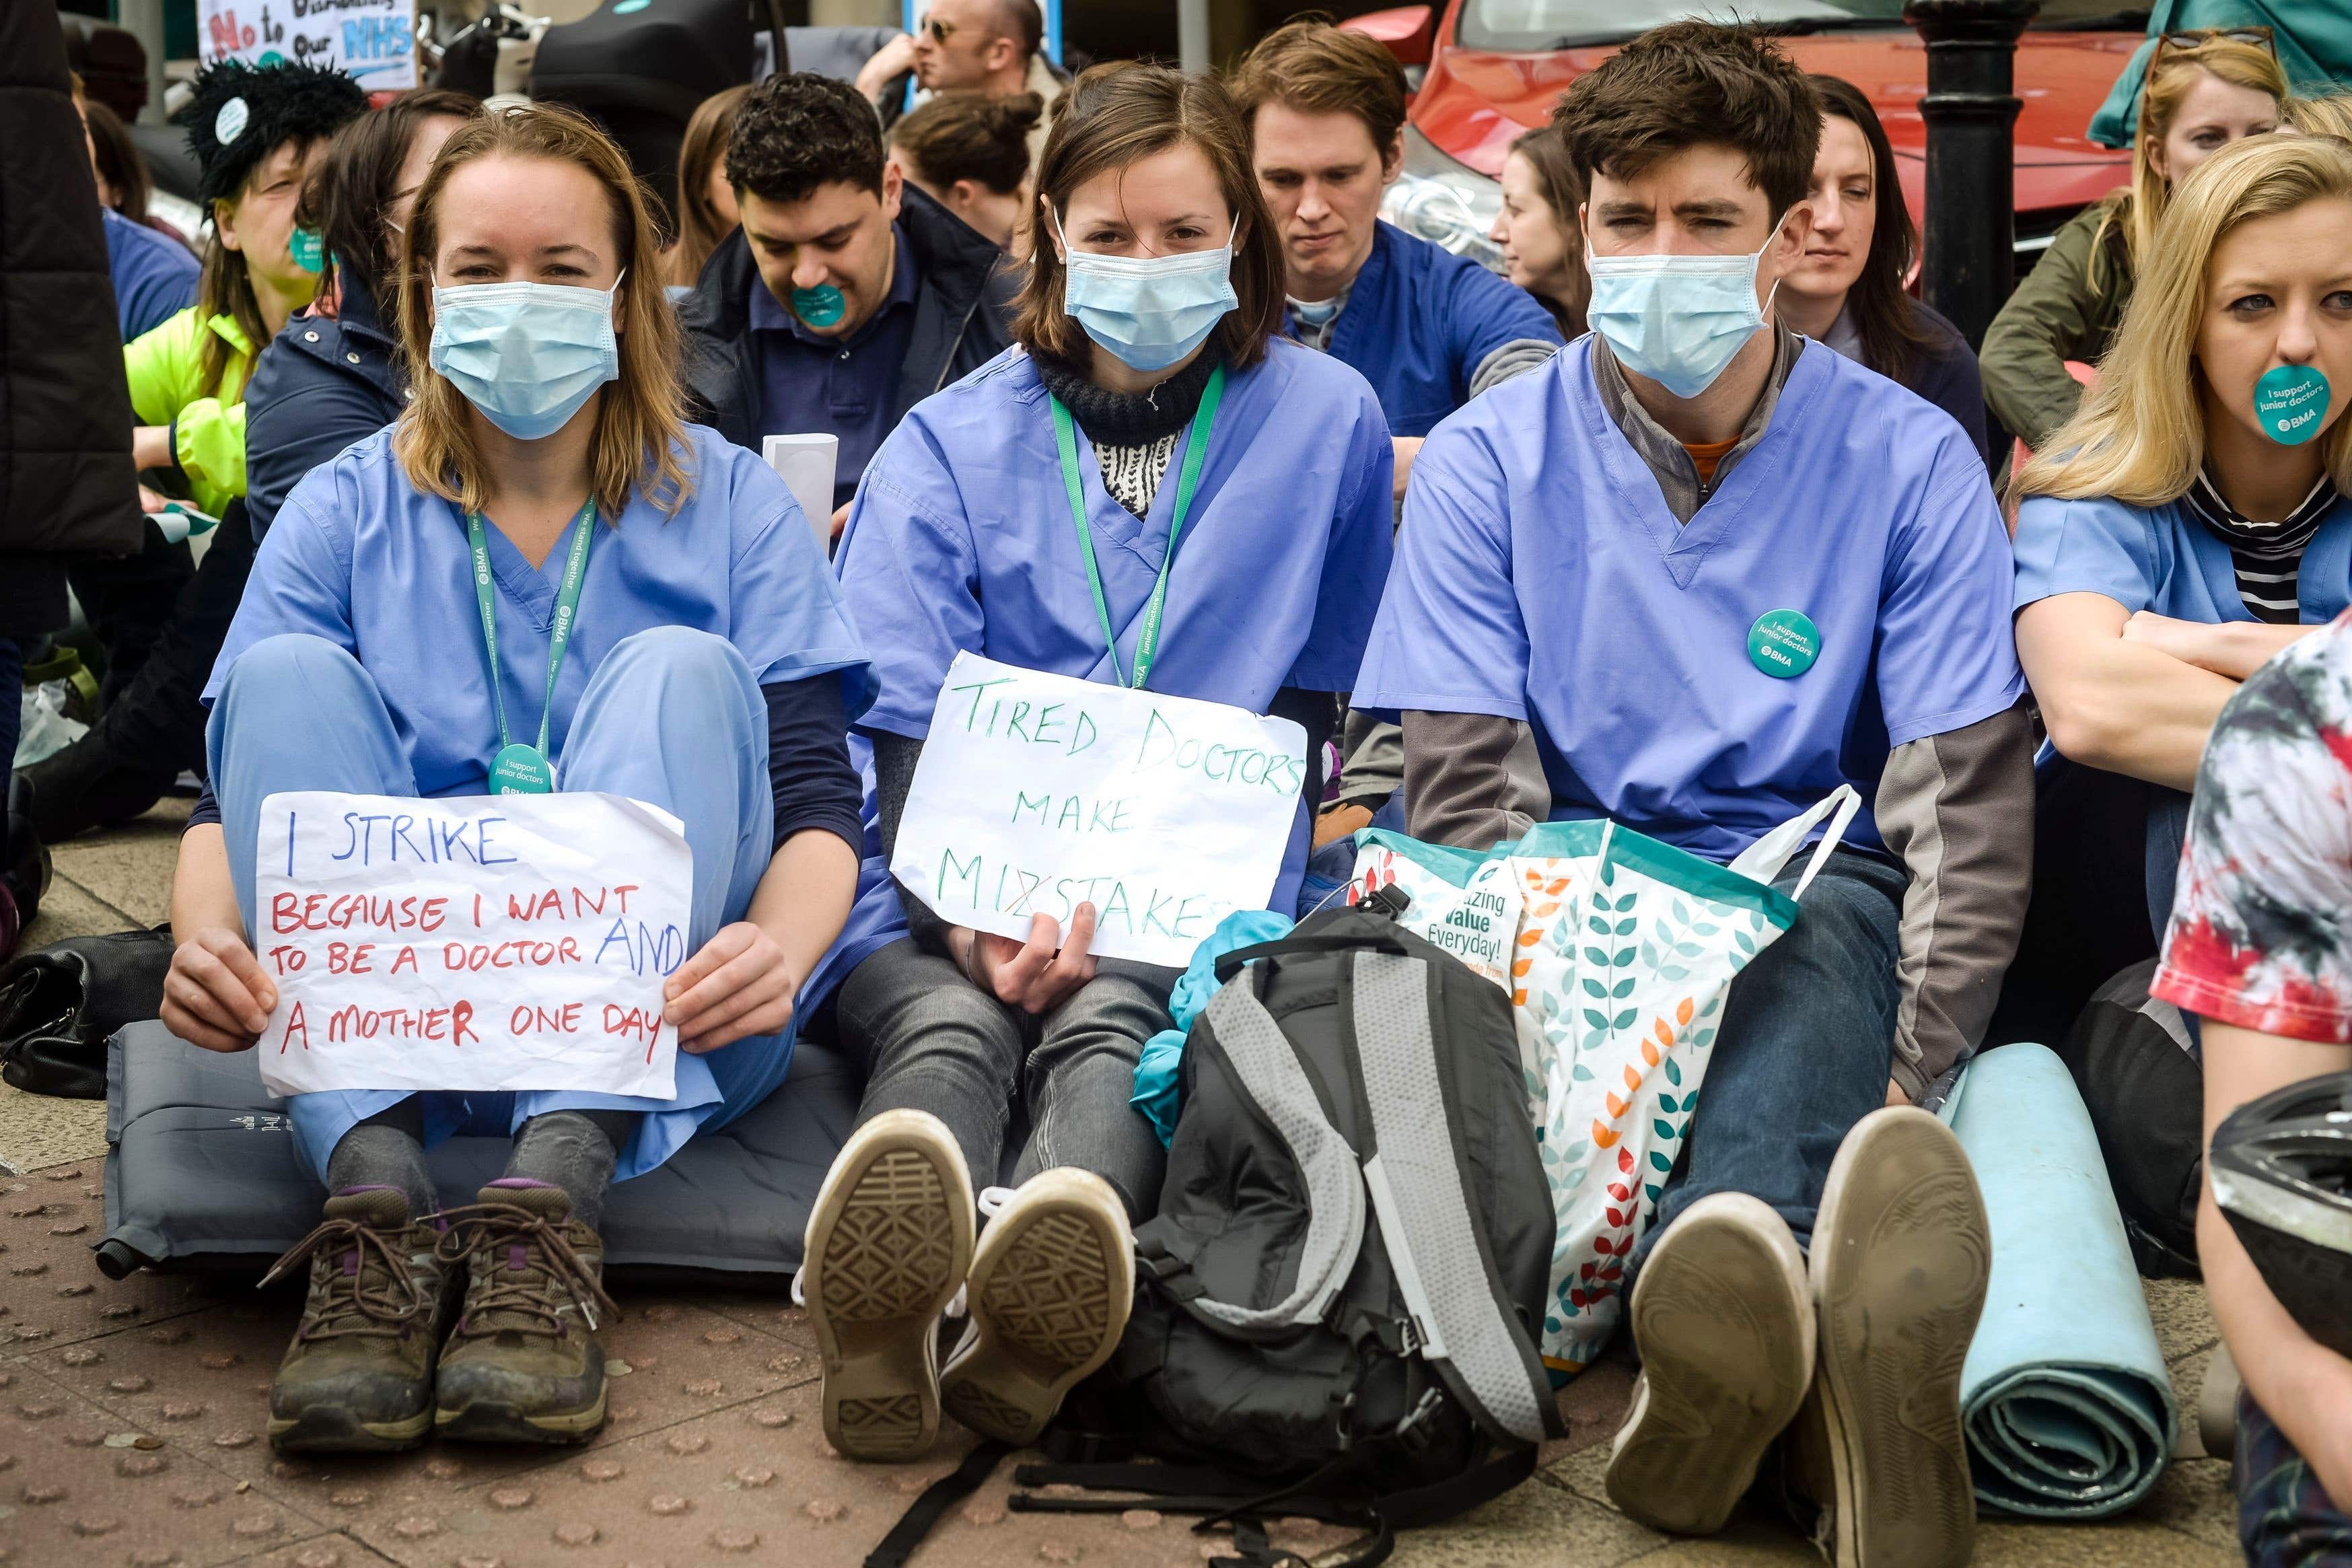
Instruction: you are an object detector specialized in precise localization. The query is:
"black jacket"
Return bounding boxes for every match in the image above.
[242,274,404,542]
[678,182,1016,455]
[0,0,140,633]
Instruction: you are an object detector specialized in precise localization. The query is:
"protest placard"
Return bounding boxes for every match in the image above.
[890,653,1306,968]
[200,0,417,91]
[251,791,691,1099]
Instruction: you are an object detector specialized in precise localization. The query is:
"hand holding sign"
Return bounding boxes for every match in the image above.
[250,791,692,1099]
[891,654,1306,970]
[958,905,1101,1015]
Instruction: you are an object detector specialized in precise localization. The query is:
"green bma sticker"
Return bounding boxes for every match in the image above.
[1747,608,1819,679]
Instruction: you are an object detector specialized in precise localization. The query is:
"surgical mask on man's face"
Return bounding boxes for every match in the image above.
[1054,209,1238,373]
[428,274,625,441]
[1583,216,1786,399]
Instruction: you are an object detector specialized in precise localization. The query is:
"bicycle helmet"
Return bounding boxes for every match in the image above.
[2211,1071,2352,1359]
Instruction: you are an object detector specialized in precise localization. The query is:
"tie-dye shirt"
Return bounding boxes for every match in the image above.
[2153,610,2352,1042]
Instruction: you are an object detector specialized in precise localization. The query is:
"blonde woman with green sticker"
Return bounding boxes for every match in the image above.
[2014,133,2352,941]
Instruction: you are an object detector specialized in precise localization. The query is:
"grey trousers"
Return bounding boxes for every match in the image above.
[834,937,1176,1219]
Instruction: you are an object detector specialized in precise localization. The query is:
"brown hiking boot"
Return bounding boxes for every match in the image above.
[432,1180,618,1444]
[263,1187,455,1453]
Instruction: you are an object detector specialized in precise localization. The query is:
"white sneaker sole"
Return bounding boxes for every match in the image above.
[1808,1107,1990,1568]
[801,1110,975,1462]
[940,1168,1133,1446]
[1606,1192,1814,1536]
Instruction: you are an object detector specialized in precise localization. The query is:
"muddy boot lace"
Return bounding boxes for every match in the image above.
[260,1209,432,1343]
[436,1199,619,1339]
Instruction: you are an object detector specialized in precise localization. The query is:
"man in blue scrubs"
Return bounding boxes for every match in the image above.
[680,72,1014,530]
[1354,24,2034,1565]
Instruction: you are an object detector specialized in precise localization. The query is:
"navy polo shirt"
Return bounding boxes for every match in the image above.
[749,224,922,512]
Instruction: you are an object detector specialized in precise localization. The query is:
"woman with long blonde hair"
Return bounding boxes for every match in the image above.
[2015,131,2352,933]
[1983,30,2287,450]
[161,104,872,1455]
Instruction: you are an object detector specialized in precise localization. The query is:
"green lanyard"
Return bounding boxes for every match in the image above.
[466,499,596,791]
[1049,363,1225,691]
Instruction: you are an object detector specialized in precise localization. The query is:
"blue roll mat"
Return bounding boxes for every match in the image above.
[1943,1042,2179,1518]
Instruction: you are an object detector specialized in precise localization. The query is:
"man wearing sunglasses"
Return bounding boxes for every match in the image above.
[857,1,1062,165]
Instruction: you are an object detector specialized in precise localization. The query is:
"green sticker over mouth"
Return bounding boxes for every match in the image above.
[1748,608,1819,678]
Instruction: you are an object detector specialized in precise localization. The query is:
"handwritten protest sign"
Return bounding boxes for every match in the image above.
[252,792,690,1099]
[201,0,417,91]
[890,653,1306,968]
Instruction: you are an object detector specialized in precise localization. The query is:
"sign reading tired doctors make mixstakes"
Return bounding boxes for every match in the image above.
[251,792,691,1099]
[892,653,1308,968]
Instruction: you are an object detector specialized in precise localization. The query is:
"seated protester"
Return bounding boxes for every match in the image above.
[2151,617,2352,1562]
[2014,133,2352,943]
[160,105,872,1454]
[244,88,482,543]
[888,89,1043,253]
[679,71,1015,530]
[661,84,750,293]
[1353,24,2032,1561]
[1489,125,1586,340]
[2289,90,2352,139]
[1777,76,1993,471]
[811,61,1392,1462]
[1232,20,1562,836]
[1985,32,2283,454]
[72,73,197,341]
[19,60,365,848]
[1232,20,1562,497]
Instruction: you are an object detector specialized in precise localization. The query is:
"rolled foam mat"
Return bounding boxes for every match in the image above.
[1944,1042,2178,1518]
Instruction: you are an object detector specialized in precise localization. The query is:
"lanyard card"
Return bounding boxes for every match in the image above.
[250,791,691,1099]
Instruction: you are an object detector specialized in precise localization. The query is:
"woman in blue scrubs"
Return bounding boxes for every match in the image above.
[159,106,871,1453]
[801,61,1393,1464]
[2014,133,2352,935]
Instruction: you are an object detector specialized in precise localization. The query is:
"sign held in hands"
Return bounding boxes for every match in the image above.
[252,792,692,1099]
[890,653,1306,968]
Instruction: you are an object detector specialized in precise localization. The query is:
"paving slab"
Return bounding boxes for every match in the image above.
[0,1166,238,1346]
[2147,1276,2221,1366]
[0,1081,108,1176]
[45,799,191,931]
[17,874,140,948]
[1390,1470,1664,1567]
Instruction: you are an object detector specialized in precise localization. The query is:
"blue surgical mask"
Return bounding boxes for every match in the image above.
[1054,209,1238,373]
[1583,219,1785,398]
[428,274,625,441]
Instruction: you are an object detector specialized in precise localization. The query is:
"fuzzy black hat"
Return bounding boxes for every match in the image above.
[181,59,368,207]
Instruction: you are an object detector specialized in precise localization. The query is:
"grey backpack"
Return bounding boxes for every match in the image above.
[1012,902,1563,1565]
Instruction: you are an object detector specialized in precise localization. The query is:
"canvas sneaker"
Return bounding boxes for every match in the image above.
[1793,1107,1989,1568]
[431,1180,618,1444]
[802,1110,976,1460]
[263,1186,455,1452]
[940,1168,1134,1446]
[1606,1192,1816,1535]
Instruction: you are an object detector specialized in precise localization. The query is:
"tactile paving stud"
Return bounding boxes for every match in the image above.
[54,1283,92,1297]
[764,1354,803,1374]
[682,1379,723,1397]
[581,1458,625,1482]
[230,1513,280,1537]
[127,1549,179,1566]
[9,1262,49,1277]
[159,1401,206,1421]
[71,1515,120,1536]
[328,1487,369,1507]
[665,1431,710,1454]
[199,1353,240,1369]
[454,1557,503,1568]
[50,1221,88,1237]
[212,1429,256,1448]
[647,1494,690,1516]
[99,1304,141,1320]
[175,1487,221,1507]
[804,1499,845,1522]
[708,1528,760,1553]
[61,1423,107,1446]
[489,1487,534,1510]
[22,1482,67,1503]
[1038,1544,1081,1563]
[110,1376,151,1393]
[44,1169,83,1182]
[552,1522,599,1547]
[423,1456,464,1479]
[117,1452,168,1477]
[390,1515,440,1539]
[640,1306,678,1322]
[147,1327,192,1345]
[18,1398,60,1419]
[747,1406,793,1429]
[732,1466,774,1488]
[701,1328,739,1345]
[1123,1509,1163,1530]
[293,1548,341,1568]
[59,1346,98,1365]
[964,1501,1006,1526]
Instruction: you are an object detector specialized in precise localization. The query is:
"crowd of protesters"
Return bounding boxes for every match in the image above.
[9,0,2352,1561]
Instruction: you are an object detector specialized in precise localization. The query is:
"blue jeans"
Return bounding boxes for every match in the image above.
[209,629,787,1184]
[1627,849,1906,1280]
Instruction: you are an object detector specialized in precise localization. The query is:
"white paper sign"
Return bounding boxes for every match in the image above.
[201,0,418,91]
[890,653,1306,968]
[252,791,691,1098]
[762,433,839,549]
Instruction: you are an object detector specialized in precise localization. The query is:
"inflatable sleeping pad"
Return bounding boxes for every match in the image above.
[97,1020,860,1283]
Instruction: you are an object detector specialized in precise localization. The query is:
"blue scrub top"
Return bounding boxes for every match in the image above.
[1355,337,2025,863]
[834,337,1396,920]
[2013,491,2352,625]
[205,423,877,793]
[104,207,199,343]
[1301,221,1563,437]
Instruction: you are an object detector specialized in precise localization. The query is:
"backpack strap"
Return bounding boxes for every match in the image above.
[861,1439,1014,1568]
[1349,950,1557,1447]
[1184,980,1367,1332]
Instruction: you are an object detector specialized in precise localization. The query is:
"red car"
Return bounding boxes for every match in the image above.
[1347,0,2139,282]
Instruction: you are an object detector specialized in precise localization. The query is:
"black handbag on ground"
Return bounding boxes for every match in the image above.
[0,927,175,1098]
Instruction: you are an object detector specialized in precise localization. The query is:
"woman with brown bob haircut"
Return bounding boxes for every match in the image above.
[806,61,1395,1465]
[164,104,875,1456]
